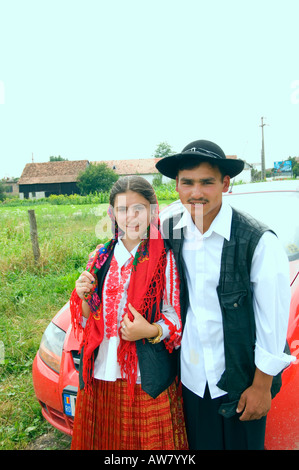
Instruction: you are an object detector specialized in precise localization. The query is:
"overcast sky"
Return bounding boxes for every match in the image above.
[1,0,299,179]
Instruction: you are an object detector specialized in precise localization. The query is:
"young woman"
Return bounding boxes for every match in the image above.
[70,176,188,450]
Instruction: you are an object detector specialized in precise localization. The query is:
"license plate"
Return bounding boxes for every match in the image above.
[63,392,77,417]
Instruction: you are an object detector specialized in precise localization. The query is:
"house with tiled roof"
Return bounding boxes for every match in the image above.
[18,153,249,199]
[92,158,171,184]
[18,160,89,198]
[95,156,251,183]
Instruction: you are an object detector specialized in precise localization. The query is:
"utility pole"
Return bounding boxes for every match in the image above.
[260,117,266,180]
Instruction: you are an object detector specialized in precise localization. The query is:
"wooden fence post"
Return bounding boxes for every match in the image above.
[28,209,40,263]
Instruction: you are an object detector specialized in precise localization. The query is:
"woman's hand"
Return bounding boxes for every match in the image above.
[120,304,160,342]
[75,271,95,300]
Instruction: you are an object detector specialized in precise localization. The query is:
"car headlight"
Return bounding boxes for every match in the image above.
[38,322,66,373]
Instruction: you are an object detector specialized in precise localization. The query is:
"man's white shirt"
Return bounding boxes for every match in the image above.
[174,201,294,398]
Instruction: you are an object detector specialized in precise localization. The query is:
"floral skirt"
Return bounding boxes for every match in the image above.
[71,379,188,450]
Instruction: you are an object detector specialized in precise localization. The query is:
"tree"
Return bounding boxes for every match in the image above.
[251,168,261,182]
[152,173,163,187]
[49,156,68,161]
[293,162,299,178]
[152,141,176,159]
[77,163,118,194]
[287,156,299,178]
[0,181,6,201]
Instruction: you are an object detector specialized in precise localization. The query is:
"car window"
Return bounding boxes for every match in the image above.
[224,191,299,260]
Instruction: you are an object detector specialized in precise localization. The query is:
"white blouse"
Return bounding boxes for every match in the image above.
[89,239,182,382]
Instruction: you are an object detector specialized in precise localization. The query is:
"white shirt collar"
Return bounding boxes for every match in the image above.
[173,200,232,241]
[114,237,139,268]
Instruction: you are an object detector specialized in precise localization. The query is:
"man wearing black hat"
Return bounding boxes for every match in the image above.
[156,140,293,450]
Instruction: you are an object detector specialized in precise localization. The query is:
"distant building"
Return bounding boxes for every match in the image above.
[92,158,171,184]
[1,178,19,195]
[235,160,253,183]
[17,153,249,199]
[94,156,249,183]
[18,160,89,199]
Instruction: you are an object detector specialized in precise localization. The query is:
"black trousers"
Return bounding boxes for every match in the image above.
[182,385,267,450]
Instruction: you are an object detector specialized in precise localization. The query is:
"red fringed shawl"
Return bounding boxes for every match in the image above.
[70,223,167,402]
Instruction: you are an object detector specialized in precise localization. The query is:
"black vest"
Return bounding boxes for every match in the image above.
[79,242,178,398]
[163,208,284,417]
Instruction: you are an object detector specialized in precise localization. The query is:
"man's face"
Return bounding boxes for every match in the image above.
[176,162,230,232]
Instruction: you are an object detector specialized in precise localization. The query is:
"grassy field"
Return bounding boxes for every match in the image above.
[0,200,174,449]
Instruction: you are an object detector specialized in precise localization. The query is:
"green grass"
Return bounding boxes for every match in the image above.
[0,199,176,449]
[0,203,109,449]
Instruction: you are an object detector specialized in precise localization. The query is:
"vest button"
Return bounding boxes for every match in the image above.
[233,303,238,308]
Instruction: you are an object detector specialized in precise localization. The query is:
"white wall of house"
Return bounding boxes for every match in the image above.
[234,164,252,183]
[19,191,45,199]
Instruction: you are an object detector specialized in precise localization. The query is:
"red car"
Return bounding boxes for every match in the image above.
[32,181,299,449]
[32,302,81,435]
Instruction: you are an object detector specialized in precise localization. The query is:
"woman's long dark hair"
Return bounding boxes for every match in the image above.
[109,175,157,207]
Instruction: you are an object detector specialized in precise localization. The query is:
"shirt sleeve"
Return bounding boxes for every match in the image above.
[251,231,296,376]
[158,249,183,351]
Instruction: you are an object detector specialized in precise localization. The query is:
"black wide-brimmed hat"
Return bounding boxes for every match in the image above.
[155,139,245,179]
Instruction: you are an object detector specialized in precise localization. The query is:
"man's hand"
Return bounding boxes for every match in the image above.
[236,368,273,421]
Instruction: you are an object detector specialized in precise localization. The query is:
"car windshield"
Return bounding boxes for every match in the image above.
[224,189,299,261]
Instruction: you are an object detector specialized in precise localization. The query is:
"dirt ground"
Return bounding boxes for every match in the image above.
[26,430,72,450]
